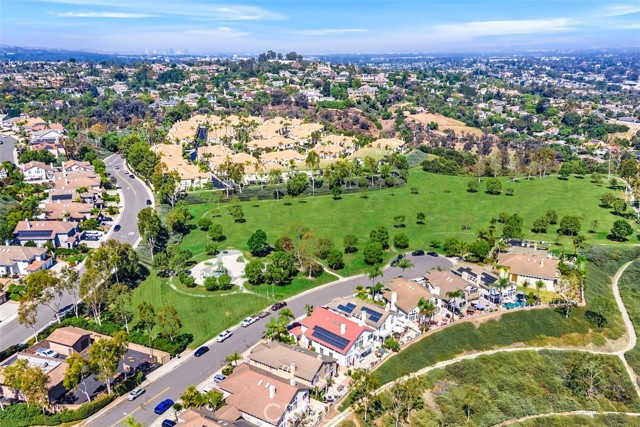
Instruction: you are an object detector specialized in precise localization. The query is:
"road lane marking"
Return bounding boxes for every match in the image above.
[109,386,170,427]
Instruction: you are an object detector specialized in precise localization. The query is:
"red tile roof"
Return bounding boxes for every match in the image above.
[300,307,371,355]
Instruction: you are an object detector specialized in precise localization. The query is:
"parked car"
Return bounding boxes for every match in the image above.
[57,304,74,319]
[161,420,176,427]
[114,166,119,170]
[391,254,404,266]
[411,249,425,256]
[113,224,121,232]
[427,251,439,257]
[240,316,259,327]
[258,311,270,318]
[287,322,301,331]
[154,399,174,415]
[194,346,209,357]
[127,387,145,401]
[271,301,287,311]
[216,330,232,342]
[146,199,152,205]
[35,348,58,358]
[129,174,135,179]
[213,374,226,383]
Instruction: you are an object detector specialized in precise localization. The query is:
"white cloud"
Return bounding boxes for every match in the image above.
[51,11,155,18]
[435,18,575,39]
[600,4,640,17]
[212,6,285,21]
[297,28,367,37]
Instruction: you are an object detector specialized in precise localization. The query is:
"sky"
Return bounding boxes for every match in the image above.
[1,0,639,54]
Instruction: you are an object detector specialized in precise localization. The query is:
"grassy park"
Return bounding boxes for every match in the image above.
[182,169,627,275]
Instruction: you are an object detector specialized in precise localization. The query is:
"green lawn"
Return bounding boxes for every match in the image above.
[131,272,271,348]
[399,351,640,427]
[245,270,338,300]
[182,169,627,275]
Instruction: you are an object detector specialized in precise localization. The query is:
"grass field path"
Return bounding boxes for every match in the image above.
[323,259,640,427]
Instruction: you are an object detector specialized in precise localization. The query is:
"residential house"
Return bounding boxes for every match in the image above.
[452,264,514,303]
[63,160,93,173]
[424,269,473,311]
[151,144,210,190]
[21,161,54,182]
[30,129,64,145]
[0,353,67,403]
[293,307,374,366]
[497,253,559,291]
[40,201,93,221]
[382,277,436,327]
[46,326,92,356]
[248,341,338,390]
[14,220,79,248]
[29,142,65,158]
[326,296,395,343]
[0,245,52,276]
[216,364,310,427]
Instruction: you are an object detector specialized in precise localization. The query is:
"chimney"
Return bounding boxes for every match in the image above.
[340,323,346,335]
[26,219,31,229]
[269,384,276,399]
[391,291,397,311]
[359,311,366,327]
[289,362,297,386]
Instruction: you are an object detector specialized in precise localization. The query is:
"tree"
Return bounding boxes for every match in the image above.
[343,234,359,253]
[532,216,549,233]
[18,299,39,342]
[314,237,334,259]
[397,258,414,271]
[230,204,245,222]
[247,229,268,255]
[612,199,627,215]
[618,158,638,181]
[64,353,95,402]
[416,211,426,224]
[363,241,383,265]
[208,223,225,241]
[545,210,558,224]
[166,202,192,234]
[217,274,233,290]
[588,298,616,328]
[80,267,109,325]
[245,259,265,285]
[138,301,157,352]
[226,351,242,367]
[108,283,134,334]
[331,185,342,199]
[137,207,162,261]
[158,305,182,342]
[535,280,545,300]
[305,304,314,317]
[265,251,297,285]
[393,233,409,249]
[467,180,479,192]
[559,215,582,236]
[89,332,128,395]
[180,385,204,409]
[4,359,48,411]
[351,369,380,423]
[370,226,390,249]
[502,214,524,239]
[122,417,145,427]
[198,217,212,231]
[467,240,490,262]
[286,173,309,196]
[60,265,81,317]
[485,178,502,195]
[326,249,344,270]
[600,193,618,208]
[443,238,466,257]
[393,215,406,228]
[384,378,422,427]
[23,269,65,323]
[417,297,436,330]
[590,219,600,233]
[610,220,634,241]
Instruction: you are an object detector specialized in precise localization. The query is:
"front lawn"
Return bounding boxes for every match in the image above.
[181,169,626,275]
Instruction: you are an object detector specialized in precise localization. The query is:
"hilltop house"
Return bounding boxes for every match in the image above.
[497,253,559,291]
[326,296,396,343]
[21,161,54,182]
[382,277,436,327]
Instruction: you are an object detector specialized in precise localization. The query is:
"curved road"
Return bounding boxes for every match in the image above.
[0,134,17,163]
[0,154,150,352]
[82,254,453,427]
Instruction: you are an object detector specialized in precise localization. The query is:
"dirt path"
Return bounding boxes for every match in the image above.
[493,410,640,426]
[322,260,640,427]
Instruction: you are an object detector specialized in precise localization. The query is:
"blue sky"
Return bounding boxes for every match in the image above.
[1,0,639,54]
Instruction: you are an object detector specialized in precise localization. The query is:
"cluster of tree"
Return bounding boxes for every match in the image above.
[204,274,233,292]
[257,50,303,62]
[179,385,224,411]
[263,309,296,343]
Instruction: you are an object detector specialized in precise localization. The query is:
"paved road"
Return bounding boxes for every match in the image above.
[84,254,452,427]
[0,154,150,352]
[0,134,17,163]
[104,154,153,246]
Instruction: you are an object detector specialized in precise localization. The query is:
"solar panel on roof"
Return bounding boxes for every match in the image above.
[346,303,356,311]
[311,326,350,350]
[361,306,382,323]
[337,304,355,314]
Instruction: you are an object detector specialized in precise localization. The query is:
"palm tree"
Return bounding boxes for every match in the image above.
[369,282,384,301]
[122,416,144,427]
[417,297,436,330]
[305,304,314,317]
[355,285,367,299]
[225,351,242,367]
[446,290,463,313]
[497,277,509,304]
[535,280,545,301]
[368,264,382,288]
[279,308,295,323]
[396,258,414,272]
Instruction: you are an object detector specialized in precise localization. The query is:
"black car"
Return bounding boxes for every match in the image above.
[146,199,152,205]
[129,174,135,179]
[427,251,439,257]
[114,224,121,232]
[391,254,404,266]
[161,420,177,427]
[271,301,287,311]
[194,346,209,357]
[411,249,425,256]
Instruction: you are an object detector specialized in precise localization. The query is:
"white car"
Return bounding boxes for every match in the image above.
[216,330,232,342]
[35,348,59,358]
[127,387,145,401]
[240,316,259,328]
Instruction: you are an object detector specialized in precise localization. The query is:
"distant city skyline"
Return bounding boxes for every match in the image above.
[1,0,639,54]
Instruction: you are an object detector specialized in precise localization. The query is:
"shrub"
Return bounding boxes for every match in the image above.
[198,217,212,231]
